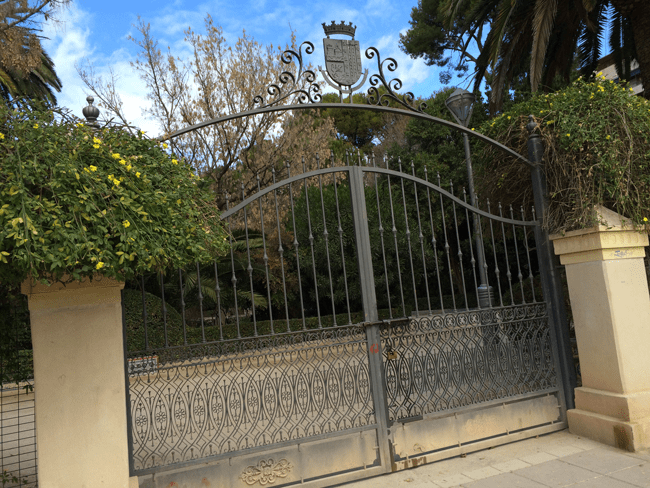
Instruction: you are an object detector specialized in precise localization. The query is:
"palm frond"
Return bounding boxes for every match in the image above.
[530,0,558,91]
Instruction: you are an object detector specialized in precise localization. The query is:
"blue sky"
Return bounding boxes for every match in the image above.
[41,0,450,137]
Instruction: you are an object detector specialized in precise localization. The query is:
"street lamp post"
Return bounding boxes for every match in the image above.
[445,88,492,308]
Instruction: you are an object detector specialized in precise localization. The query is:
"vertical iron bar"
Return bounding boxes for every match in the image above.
[499,203,515,305]
[510,205,526,304]
[140,275,149,350]
[242,183,258,335]
[303,157,322,328]
[522,206,537,303]
[425,167,445,313]
[159,271,168,346]
[272,167,291,332]
[332,155,352,325]
[317,154,337,325]
[476,198,493,307]
[287,162,307,330]
[450,180,469,310]
[196,262,206,342]
[256,174,275,333]
[411,161,432,314]
[463,189,481,308]
[385,157,406,317]
[438,173,457,312]
[214,260,223,341]
[348,164,391,473]
[179,268,187,345]
[373,154,392,319]
[398,158,419,315]
[487,200,504,307]
[226,194,241,338]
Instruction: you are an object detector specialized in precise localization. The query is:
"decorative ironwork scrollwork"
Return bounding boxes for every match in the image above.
[253,42,322,108]
[364,47,427,114]
[240,458,293,485]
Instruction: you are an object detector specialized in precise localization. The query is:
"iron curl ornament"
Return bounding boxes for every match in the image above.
[364,47,427,114]
[253,41,322,108]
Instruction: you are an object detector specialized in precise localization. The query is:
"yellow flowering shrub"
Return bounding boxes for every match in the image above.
[0,101,228,285]
[476,75,650,233]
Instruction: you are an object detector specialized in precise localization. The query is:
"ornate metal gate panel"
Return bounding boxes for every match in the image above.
[122,22,575,487]
[124,154,568,487]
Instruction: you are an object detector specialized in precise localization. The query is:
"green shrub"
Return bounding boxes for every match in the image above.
[0,101,228,286]
[476,75,650,234]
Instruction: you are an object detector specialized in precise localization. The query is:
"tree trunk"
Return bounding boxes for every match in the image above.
[612,0,650,99]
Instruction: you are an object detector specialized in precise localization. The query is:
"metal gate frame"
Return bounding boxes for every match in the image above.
[123,32,576,487]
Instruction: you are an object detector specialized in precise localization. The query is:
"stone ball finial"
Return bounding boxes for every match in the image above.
[82,96,100,125]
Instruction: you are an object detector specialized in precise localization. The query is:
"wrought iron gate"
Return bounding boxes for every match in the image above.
[124,153,569,487]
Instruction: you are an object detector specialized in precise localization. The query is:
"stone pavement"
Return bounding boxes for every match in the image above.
[339,429,650,488]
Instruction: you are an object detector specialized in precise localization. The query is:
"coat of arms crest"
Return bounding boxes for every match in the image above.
[319,21,368,97]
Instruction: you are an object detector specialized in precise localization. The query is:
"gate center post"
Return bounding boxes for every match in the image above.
[348,165,393,471]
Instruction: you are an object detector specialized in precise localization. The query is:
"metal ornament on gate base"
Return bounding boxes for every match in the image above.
[319,21,368,98]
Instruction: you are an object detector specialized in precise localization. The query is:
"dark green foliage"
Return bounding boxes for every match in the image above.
[123,288,184,351]
[0,284,33,385]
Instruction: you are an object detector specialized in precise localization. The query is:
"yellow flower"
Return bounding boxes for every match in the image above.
[33,124,39,129]
[111,153,121,159]
[630,87,634,92]
[135,172,141,178]
[471,128,475,131]
[89,165,97,172]
[644,217,648,222]
[123,220,130,228]
[95,261,105,270]
[162,143,168,149]
[507,116,511,120]
[93,144,100,149]
[0,132,4,139]
[119,159,126,165]
[606,135,611,140]
[176,199,181,205]
[93,137,101,144]
[597,71,603,77]
[126,164,132,171]
[566,133,571,137]
[172,159,178,165]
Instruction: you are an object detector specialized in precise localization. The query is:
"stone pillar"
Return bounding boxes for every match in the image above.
[550,207,650,451]
[21,276,138,487]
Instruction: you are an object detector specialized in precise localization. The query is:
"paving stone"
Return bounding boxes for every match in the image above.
[460,472,548,487]
[519,452,557,465]
[429,472,474,488]
[570,475,642,487]
[513,459,600,486]
[543,445,585,458]
[608,463,650,487]
[559,448,644,475]
[462,466,501,480]
[492,459,531,472]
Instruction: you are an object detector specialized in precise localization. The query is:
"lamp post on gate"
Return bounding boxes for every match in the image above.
[445,88,492,308]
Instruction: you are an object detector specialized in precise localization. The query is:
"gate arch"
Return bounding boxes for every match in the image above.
[125,31,574,488]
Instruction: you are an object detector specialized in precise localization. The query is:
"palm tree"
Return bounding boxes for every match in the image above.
[441,0,647,112]
[0,48,62,105]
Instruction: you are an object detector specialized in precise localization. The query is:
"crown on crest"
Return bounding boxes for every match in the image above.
[322,20,356,38]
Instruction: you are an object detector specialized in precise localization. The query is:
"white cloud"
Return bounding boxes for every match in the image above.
[42,4,159,135]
